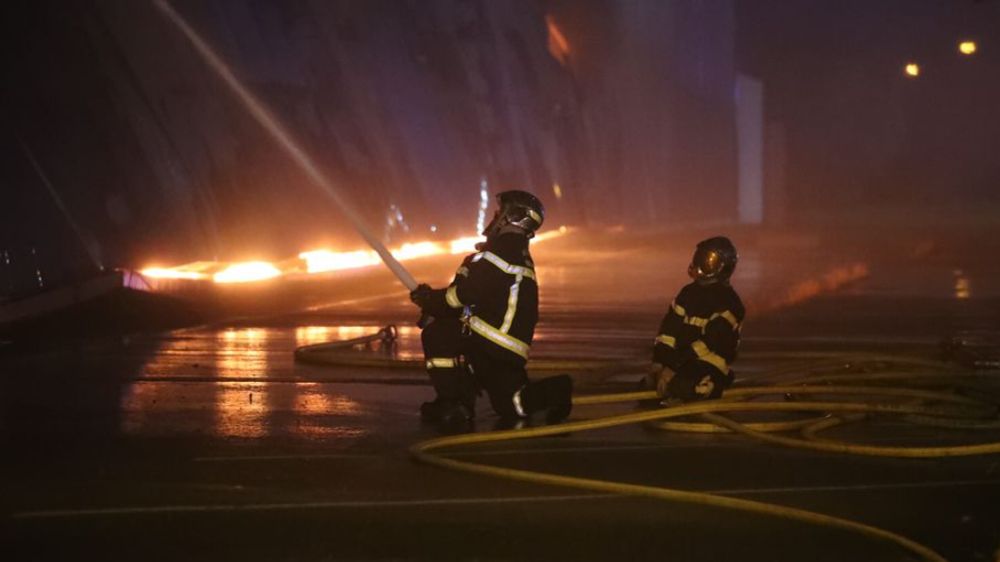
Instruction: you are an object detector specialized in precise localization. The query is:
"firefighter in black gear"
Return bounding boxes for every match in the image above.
[410,190,572,428]
[642,236,744,402]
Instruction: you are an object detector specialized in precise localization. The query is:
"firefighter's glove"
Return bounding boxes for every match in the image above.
[638,363,660,392]
[409,284,435,311]
[648,363,674,398]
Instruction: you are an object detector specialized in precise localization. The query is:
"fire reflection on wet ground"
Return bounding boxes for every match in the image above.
[121,326,369,439]
[121,379,368,440]
[116,229,1000,441]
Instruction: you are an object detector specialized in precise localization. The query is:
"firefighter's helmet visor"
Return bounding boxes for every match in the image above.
[691,248,725,278]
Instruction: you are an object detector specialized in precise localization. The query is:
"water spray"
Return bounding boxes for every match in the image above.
[18,137,104,271]
[152,0,418,290]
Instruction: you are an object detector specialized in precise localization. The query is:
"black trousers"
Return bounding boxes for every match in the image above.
[421,317,529,419]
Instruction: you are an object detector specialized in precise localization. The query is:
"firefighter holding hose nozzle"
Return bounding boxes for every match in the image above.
[410,190,572,430]
[642,236,745,405]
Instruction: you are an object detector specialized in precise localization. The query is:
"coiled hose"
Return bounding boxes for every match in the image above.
[297,326,1000,561]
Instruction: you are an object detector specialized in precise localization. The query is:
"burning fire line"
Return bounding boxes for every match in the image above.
[142,227,568,284]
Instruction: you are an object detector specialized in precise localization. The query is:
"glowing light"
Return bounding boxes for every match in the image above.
[140,267,207,280]
[477,177,489,234]
[546,14,570,65]
[391,241,445,261]
[553,183,563,200]
[143,228,570,284]
[213,261,282,283]
[532,227,569,243]
[764,263,869,311]
[299,249,380,274]
[904,63,920,77]
[954,270,971,299]
[385,203,409,235]
[955,278,971,299]
[153,0,421,290]
[295,326,335,347]
[450,236,484,254]
[959,41,977,56]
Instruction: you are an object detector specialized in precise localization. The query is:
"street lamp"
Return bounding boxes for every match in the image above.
[959,41,977,56]
[904,62,920,77]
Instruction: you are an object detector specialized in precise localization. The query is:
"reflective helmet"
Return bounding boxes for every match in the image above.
[482,190,545,239]
[688,236,738,284]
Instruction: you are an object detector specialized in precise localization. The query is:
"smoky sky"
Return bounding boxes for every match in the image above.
[737,0,1000,222]
[1,0,997,292]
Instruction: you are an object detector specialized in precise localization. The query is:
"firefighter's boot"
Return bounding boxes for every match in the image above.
[421,360,475,423]
[519,374,573,424]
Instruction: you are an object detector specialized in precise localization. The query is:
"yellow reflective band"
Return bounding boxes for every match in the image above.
[684,316,709,328]
[500,275,522,333]
[445,285,463,308]
[710,310,740,329]
[691,340,729,373]
[467,316,530,359]
[526,208,542,224]
[426,358,457,369]
[671,301,686,317]
[456,266,470,277]
[480,251,536,280]
[655,334,677,348]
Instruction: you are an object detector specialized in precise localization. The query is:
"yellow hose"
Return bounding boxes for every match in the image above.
[293,326,646,372]
[409,371,998,562]
[301,327,999,561]
[410,391,1000,562]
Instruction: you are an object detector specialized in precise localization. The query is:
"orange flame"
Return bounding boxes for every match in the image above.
[299,249,381,274]
[213,262,282,283]
[392,241,445,261]
[546,14,570,65]
[142,229,568,285]
[139,267,208,280]
[762,262,869,312]
[449,236,483,254]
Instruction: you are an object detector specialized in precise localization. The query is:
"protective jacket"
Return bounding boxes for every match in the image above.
[424,232,538,365]
[653,281,744,384]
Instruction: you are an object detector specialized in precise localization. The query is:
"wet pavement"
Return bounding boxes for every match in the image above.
[2,227,1000,561]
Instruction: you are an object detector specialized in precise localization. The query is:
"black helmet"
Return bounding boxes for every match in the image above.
[482,190,545,239]
[688,236,738,284]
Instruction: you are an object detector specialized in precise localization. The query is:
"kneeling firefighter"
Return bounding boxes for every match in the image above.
[409,190,572,427]
[642,236,745,402]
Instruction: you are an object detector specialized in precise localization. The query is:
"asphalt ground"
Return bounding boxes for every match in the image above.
[2,227,1000,561]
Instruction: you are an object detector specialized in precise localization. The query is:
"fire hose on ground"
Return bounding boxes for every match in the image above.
[156,9,999,555]
[296,326,1000,562]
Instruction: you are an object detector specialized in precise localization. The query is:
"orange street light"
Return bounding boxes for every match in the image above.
[959,41,977,56]
[904,62,920,77]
